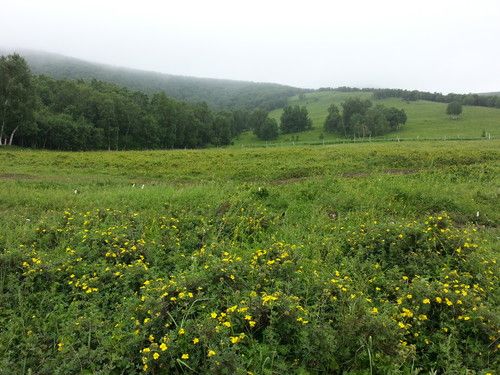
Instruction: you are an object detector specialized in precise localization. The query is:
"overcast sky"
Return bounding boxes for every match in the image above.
[1,0,499,93]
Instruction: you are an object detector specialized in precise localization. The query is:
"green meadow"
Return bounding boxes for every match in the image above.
[0,140,498,374]
[234,91,500,146]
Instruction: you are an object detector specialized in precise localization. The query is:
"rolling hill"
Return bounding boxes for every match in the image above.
[234,91,500,145]
[0,48,306,110]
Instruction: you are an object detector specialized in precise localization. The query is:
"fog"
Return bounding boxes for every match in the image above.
[1,0,499,93]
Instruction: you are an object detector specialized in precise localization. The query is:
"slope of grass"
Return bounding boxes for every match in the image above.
[233,91,500,146]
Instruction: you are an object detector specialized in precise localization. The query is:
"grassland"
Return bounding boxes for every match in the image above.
[233,91,500,146]
[0,141,499,374]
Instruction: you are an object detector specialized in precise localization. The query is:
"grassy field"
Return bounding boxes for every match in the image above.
[233,91,500,146]
[0,141,499,374]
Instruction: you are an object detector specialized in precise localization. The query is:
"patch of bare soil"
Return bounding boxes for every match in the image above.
[0,173,36,180]
[271,177,308,185]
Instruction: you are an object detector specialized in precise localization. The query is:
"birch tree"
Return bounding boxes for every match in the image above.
[0,54,35,146]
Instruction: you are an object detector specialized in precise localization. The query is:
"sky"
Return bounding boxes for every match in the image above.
[1,0,499,93]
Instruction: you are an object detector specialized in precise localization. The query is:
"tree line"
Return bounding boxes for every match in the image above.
[1,54,255,150]
[314,87,500,109]
[372,88,500,109]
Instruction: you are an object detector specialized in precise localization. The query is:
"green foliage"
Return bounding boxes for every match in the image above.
[249,109,268,137]
[327,98,408,138]
[341,97,373,132]
[280,105,312,133]
[0,54,36,146]
[384,106,407,130]
[447,101,463,118]
[251,109,279,141]
[11,74,250,150]
[373,88,500,109]
[323,103,342,133]
[255,117,279,141]
[0,206,497,373]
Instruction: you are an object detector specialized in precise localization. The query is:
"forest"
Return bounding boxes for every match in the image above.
[1,54,260,150]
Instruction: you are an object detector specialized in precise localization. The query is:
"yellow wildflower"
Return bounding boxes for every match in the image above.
[230,336,241,344]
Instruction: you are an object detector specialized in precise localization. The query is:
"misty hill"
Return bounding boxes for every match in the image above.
[1,48,305,110]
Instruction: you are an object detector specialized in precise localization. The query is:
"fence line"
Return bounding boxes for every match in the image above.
[239,136,495,149]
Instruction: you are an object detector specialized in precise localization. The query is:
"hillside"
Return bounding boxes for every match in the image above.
[235,91,500,145]
[0,48,305,110]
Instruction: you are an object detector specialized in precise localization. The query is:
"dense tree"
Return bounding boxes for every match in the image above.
[446,101,463,119]
[384,107,407,130]
[232,109,252,134]
[255,117,279,140]
[249,109,269,137]
[34,111,99,150]
[280,105,312,133]
[364,105,389,137]
[341,97,372,133]
[212,112,234,146]
[325,98,407,138]
[247,109,279,141]
[3,69,245,150]
[0,54,36,145]
[323,103,343,133]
